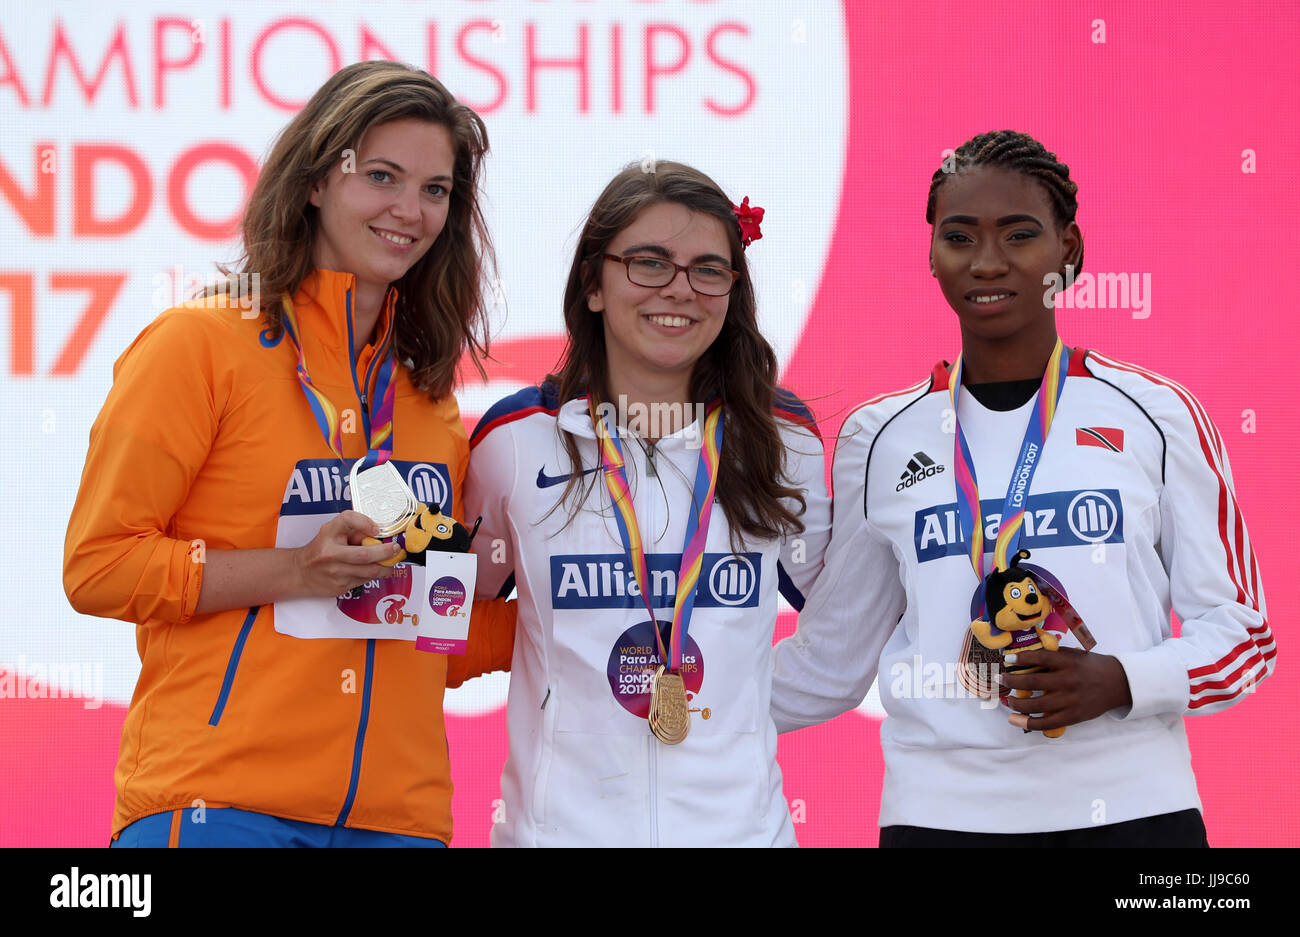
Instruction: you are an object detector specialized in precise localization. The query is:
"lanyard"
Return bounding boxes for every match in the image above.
[280,291,398,470]
[590,398,724,672]
[948,340,1070,604]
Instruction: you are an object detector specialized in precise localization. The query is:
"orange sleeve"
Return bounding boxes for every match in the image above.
[445,595,517,688]
[63,310,222,625]
[443,415,515,687]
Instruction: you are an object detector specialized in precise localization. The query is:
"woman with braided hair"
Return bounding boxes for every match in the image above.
[772,130,1273,846]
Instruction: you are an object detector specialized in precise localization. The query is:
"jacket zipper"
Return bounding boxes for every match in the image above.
[642,439,661,847]
[648,734,659,848]
[534,685,556,828]
[207,605,261,726]
[336,639,376,825]
[337,286,378,827]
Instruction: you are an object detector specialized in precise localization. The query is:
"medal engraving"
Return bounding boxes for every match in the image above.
[958,629,1005,699]
[350,461,419,537]
[648,665,690,745]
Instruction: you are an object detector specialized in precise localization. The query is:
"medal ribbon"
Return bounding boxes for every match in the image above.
[280,290,398,469]
[948,340,1070,602]
[590,398,724,672]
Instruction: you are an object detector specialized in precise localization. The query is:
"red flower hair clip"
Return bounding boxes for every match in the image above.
[733,197,764,248]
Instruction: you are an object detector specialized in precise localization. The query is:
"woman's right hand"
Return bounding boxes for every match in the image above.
[293,510,404,598]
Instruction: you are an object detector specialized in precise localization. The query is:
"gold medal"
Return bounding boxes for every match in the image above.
[648,665,690,745]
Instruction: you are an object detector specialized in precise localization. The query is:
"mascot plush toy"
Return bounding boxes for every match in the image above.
[970,549,1066,739]
[365,508,480,567]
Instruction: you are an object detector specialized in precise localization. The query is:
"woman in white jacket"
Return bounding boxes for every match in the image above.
[771,130,1273,847]
[465,161,830,846]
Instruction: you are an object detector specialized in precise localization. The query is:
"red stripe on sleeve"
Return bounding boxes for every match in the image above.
[1188,622,1274,679]
[1090,353,1253,608]
[1187,657,1271,709]
[469,405,552,449]
[841,377,932,426]
[773,407,822,442]
[1189,641,1276,693]
[1091,352,1272,710]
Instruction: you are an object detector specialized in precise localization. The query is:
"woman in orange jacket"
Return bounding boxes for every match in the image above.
[64,61,514,847]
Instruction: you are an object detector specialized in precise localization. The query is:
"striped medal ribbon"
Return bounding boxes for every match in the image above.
[589,397,724,744]
[948,338,1070,612]
[280,292,415,536]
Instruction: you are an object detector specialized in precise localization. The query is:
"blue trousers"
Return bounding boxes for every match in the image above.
[111,807,447,848]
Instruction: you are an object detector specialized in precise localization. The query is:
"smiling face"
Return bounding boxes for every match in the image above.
[995,576,1049,630]
[586,201,733,398]
[930,166,1081,345]
[309,117,456,297]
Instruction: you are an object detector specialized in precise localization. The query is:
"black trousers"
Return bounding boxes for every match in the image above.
[879,808,1209,848]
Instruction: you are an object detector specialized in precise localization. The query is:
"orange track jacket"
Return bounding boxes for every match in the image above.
[64,269,514,843]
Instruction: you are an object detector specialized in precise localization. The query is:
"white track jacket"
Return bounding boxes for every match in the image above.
[772,350,1274,834]
[466,385,830,846]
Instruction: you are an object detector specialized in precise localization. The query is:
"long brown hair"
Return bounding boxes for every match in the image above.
[210,60,495,398]
[550,161,807,547]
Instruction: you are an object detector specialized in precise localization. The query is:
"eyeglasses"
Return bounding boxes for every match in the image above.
[601,253,739,297]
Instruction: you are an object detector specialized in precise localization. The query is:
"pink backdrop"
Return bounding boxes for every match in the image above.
[1,1,1295,847]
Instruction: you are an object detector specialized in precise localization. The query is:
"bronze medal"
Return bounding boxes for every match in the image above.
[958,629,1005,700]
[648,665,690,745]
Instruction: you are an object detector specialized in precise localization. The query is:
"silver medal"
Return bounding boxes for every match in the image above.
[349,461,419,537]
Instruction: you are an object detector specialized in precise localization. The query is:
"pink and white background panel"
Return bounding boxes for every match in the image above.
[0,1,1294,847]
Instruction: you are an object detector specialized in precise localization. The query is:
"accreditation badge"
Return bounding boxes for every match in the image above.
[272,457,472,648]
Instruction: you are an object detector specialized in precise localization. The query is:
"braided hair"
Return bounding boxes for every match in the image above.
[926,130,1084,274]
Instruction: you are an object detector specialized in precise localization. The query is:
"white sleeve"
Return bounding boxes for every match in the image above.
[776,419,831,606]
[464,422,518,601]
[1113,387,1273,719]
[771,408,907,733]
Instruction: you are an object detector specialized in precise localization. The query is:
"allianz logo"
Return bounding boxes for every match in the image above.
[551,552,759,607]
[913,488,1123,562]
[405,463,449,507]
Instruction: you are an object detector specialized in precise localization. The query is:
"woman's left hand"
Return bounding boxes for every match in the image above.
[1000,648,1133,732]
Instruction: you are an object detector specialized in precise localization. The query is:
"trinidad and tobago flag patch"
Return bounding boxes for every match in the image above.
[1076,426,1125,452]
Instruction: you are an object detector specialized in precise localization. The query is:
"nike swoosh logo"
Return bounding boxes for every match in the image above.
[536,466,600,489]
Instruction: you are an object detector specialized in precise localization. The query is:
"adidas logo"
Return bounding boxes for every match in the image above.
[896,451,945,492]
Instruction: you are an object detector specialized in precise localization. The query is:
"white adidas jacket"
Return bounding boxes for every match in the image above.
[772,350,1274,834]
[465,385,830,847]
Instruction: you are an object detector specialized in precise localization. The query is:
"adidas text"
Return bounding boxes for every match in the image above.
[897,463,944,492]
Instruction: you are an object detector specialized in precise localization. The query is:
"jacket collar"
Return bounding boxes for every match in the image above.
[291,268,397,356]
[556,397,708,451]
